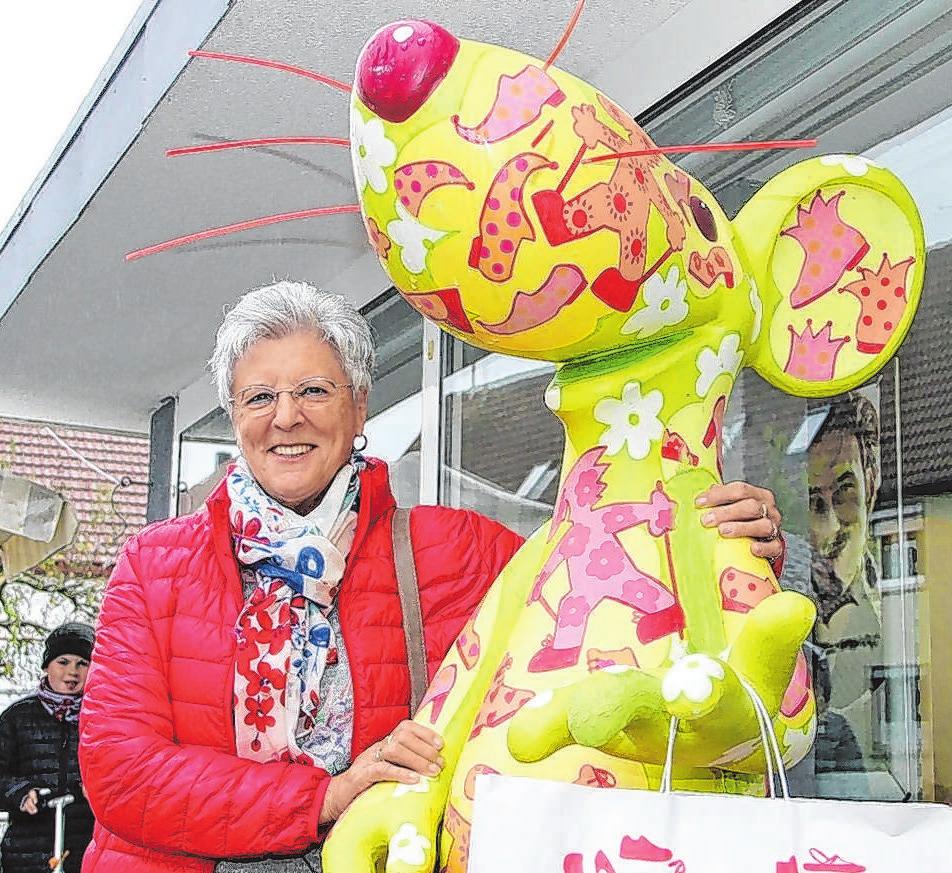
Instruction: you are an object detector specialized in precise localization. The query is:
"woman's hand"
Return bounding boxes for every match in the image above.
[19,789,40,815]
[697,480,784,562]
[321,720,444,823]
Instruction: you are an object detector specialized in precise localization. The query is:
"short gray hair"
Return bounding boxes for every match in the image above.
[209,280,376,409]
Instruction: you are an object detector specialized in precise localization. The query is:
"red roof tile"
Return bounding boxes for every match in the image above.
[0,418,150,570]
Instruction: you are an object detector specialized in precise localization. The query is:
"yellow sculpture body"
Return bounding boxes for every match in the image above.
[325,19,925,873]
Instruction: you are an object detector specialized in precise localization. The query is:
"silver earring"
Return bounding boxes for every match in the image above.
[353,433,368,452]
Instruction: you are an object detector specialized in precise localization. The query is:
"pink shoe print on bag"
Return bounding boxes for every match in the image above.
[802,848,866,873]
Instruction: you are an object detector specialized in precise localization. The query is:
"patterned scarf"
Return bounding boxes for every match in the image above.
[228,457,361,765]
[37,676,83,723]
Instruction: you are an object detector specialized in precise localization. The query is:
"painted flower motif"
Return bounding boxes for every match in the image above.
[586,540,625,580]
[695,333,742,397]
[621,265,690,338]
[365,216,392,261]
[573,468,604,507]
[386,201,447,275]
[388,823,431,867]
[620,578,661,608]
[819,154,879,177]
[594,381,664,460]
[350,112,396,194]
[559,525,591,558]
[393,776,432,798]
[661,654,725,704]
[560,595,590,627]
[748,278,763,343]
[603,506,638,535]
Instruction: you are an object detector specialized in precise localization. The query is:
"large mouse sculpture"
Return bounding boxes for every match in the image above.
[128,8,924,872]
[321,15,924,873]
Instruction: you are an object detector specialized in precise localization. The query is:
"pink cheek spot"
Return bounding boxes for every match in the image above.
[411,180,422,193]
[481,246,491,259]
[492,263,505,275]
[449,167,461,178]
[510,187,520,201]
[515,158,528,172]
[425,163,438,177]
[506,211,521,228]
[497,168,509,183]
[402,166,413,176]
[500,239,514,254]
[401,196,410,206]
[487,197,500,210]
[395,179,403,190]
[486,222,499,236]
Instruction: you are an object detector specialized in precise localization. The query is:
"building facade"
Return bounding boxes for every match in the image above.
[1,0,950,805]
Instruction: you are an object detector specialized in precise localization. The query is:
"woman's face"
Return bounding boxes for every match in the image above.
[46,655,89,694]
[231,331,368,514]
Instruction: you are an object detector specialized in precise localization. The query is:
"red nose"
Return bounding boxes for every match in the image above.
[356,20,459,123]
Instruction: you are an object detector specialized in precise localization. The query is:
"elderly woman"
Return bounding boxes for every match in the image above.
[79,281,785,872]
[0,622,96,872]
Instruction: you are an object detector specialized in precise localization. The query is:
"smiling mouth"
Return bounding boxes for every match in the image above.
[270,444,316,457]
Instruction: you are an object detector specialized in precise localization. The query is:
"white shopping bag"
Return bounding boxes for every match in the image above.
[469,685,952,872]
[469,776,952,872]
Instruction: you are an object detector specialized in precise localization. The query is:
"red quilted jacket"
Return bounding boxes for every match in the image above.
[78,459,523,872]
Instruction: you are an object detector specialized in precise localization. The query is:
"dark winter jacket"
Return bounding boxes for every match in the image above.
[0,694,95,872]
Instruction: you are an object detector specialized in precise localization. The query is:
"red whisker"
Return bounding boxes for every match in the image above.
[126,205,361,261]
[531,120,554,148]
[189,50,352,94]
[582,138,818,164]
[544,0,586,70]
[167,136,350,157]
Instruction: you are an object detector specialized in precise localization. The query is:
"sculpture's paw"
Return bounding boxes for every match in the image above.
[322,782,440,873]
[508,667,669,763]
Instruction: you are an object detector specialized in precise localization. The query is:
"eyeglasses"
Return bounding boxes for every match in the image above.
[229,376,353,417]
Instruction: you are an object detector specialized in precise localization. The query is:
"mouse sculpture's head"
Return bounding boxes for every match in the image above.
[352,18,924,398]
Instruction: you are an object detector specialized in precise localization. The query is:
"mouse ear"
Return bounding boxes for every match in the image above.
[736,156,925,398]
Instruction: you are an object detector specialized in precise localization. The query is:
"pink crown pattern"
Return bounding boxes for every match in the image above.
[781,190,869,309]
[784,319,850,383]
[840,253,915,354]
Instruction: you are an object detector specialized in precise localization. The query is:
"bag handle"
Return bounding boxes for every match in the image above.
[392,507,428,714]
[661,674,790,799]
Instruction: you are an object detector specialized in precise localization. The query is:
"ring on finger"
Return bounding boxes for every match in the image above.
[769,521,780,541]
[760,502,769,520]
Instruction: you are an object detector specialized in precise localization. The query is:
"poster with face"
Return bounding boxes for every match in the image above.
[806,383,883,792]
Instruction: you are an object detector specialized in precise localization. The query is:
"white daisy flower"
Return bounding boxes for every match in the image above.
[819,154,878,177]
[594,381,664,460]
[621,265,690,337]
[386,201,447,275]
[388,823,431,867]
[392,776,432,798]
[695,333,742,397]
[350,111,397,194]
[661,654,725,704]
[748,278,763,343]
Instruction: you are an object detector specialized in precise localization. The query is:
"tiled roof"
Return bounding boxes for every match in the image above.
[0,418,149,570]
